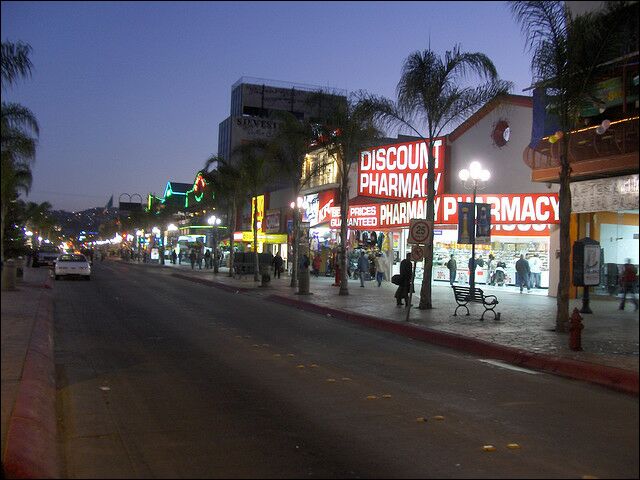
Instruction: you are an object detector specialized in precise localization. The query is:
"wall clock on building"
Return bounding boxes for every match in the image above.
[491,119,510,148]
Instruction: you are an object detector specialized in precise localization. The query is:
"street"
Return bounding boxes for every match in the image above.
[54,261,639,478]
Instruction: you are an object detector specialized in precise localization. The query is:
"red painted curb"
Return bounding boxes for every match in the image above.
[3,289,61,479]
[266,294,639,396]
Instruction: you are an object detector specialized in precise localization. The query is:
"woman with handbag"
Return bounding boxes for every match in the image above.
[394,253,413,307]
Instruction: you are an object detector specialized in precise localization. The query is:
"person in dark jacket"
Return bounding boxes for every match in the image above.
[272,252,284,279]
[446,254,457,286]
[189,249,196,270]
[515,254,531,293]
[395,253,413,307]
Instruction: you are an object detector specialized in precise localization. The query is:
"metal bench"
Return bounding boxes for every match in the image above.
[452,285,499,321]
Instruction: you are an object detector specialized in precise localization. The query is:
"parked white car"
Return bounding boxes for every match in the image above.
[54,253,91,280]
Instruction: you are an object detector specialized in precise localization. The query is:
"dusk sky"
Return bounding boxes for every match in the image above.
[2,1,534,212]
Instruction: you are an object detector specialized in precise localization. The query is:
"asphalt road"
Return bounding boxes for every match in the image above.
[53,260,639,479]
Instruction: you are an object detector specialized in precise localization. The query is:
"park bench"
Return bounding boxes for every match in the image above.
[451,285,499,321]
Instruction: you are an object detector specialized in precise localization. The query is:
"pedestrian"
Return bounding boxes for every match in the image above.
[468,256,476,285]
[299,253,310,271]
[374,252,388,287]
[515,254,531,293]
[204,249,212,269]
[619,259,639,311]
[332,251,341,287]
[272,251,283,279]
[189,249,196,270]
[357,250,370,288]
[395,253,412,307]
[446,254,457,286]
[487,254,496,285]
[312,253,322,277]
[178,249,183,265]
[171,250,177,265]
[197,249,203,270]
[529,254,542,288]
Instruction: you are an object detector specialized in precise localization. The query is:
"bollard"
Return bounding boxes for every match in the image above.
[15,256,24,279]
[297,268,311,295]
[569,307,584,351]
[2,259,17,291]
[260,265,271,288]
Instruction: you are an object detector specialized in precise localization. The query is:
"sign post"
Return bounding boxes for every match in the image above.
[406,220,432,322]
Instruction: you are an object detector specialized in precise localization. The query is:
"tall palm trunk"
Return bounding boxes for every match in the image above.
[1,204,6,263]
[252,195,260,282]
[418,139,437,309]
[339,180,349,296]
[556,135,572,332]
[290,205,299,288]
[228,201,236,277]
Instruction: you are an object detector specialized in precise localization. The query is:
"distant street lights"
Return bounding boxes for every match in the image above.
[458,160,490,289]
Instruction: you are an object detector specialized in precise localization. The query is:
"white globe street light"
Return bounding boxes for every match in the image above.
[458,160,491,289]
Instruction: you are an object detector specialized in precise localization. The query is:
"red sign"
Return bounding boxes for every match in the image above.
[437,194,559,225]
[317,189,338,224]
[358,138,446,199]
[328,193,559,235]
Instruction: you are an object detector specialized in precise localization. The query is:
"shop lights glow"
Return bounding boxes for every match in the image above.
[543,115,639,141]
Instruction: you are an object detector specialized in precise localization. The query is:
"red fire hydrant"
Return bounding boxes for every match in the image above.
[569,308,584,351]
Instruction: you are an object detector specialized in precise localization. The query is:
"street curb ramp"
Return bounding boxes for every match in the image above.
[266,294,639,396]
[3,287,61,479]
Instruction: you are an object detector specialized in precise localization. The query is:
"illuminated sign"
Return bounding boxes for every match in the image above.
[234,231,288,243]
[358,138,446,199]
[251,195,265,231]
[329,193,559,234]
[265,210,281,233]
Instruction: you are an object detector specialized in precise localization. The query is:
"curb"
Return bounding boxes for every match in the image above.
[3,287,61,479]
[266,294,639,396]
[170,272,250,294]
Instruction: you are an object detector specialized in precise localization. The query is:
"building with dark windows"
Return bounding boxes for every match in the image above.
[217,77,346,164]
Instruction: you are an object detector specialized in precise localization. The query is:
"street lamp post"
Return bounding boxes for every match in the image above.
[458,161,490,290]
[208,215,222,273]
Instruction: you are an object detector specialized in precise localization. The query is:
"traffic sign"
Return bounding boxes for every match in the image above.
[408,219,433,245]
[411,245,425,262]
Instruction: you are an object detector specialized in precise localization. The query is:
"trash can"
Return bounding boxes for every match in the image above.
[16,256,24,279]
[297,267,311,295]
[2,259,17,291]
[260,265,272,287]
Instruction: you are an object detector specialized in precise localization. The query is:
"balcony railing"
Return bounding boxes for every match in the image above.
[524,116,639,171]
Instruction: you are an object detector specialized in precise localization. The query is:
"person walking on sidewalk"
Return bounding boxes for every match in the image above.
[171,250,177,265]
[374,252,388,287]
[619,259,639,311]
[529,254,542,288]
[272,252,283,279]
[357,251,370,288]
[189,249,196,270]
[515,254,531,293]
[204,249,211,269]
[446,254,457,286]
[395,253,413,307]
[312,253,322,277]
[332,251,342,287]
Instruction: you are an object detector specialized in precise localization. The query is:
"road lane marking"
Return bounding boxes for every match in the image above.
[478,359,540,375]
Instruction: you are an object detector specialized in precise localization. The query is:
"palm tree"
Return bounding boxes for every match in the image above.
[312,93,383,296]
[2,41,33,90]
[268,111,325,288]
[510,0,634,332]
[1,41,38,262]
[359,45,511,309]
[233,140,273,282]
[204,155,248,278]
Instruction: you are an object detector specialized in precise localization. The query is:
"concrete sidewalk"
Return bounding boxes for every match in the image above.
[146,259,639,392]
[1,267,60,479]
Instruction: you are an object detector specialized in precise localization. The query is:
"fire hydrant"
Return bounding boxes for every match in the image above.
[569,308,584,351]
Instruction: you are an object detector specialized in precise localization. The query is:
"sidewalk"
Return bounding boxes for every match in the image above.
[149,259,639,392]
[1,267,60,478]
